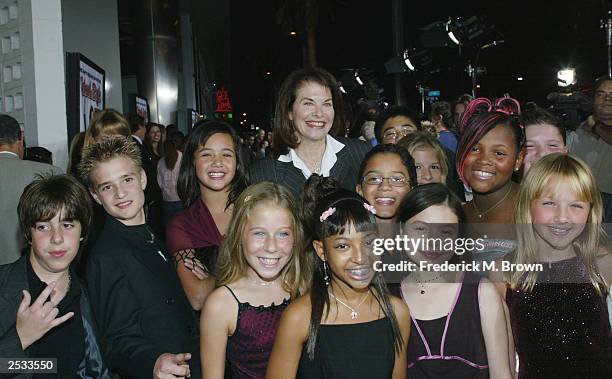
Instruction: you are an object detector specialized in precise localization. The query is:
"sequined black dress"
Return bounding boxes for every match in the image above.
[506,256,612,378]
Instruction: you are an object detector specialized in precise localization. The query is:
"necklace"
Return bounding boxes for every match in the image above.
[296,144,324,175]
[248,276,278,287]
[305,158,322,175]
[413,273,443,294]
[329,291,370,319]
[471,182,513,219]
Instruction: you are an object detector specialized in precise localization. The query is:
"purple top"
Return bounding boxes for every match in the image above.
[224,286,289,379]
[166,198,222,254]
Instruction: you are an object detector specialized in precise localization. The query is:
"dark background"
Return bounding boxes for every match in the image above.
[229,0,611,129]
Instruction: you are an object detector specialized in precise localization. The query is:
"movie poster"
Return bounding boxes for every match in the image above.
[135,96,149,123]
[79,60,104,132]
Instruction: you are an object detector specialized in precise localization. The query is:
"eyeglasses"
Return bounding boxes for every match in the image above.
[362,174,408,187]
[382,126,415,141]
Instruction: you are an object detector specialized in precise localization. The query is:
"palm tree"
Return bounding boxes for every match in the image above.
[276,0,346,68]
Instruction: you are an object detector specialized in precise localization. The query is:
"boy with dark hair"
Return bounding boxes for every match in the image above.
[374,105,421,144]
[522,106,612,224]
[521,106,567,173]
[0,174,109,377]
[80,137,199,379]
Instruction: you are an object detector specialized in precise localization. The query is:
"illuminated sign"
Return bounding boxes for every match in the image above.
[215,87,232,112]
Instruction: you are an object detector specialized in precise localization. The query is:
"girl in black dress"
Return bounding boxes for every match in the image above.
[398,184,513,378]
[500,154,612,377]
[266,175,410,379]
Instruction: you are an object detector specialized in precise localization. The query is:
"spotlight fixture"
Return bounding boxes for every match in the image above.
[384,49,432,74]
[445,21,460,45]
[444,16,487,46]
[557,68,576,87]
[354,70,364,85]
[339,68,374,90]
[403,50,416,71]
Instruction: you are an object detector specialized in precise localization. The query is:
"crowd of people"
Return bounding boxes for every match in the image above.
[0,65,611,379]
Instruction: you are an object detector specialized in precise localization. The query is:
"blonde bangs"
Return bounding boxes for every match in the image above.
[511,153,606,293]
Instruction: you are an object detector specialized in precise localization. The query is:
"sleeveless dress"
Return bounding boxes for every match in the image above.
[297,317,396,379]
[405,273,489,378]
[224,286,289,379]
[506,256,612,378]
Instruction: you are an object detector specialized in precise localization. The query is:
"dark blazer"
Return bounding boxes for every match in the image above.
[249,136,371,196]
[0,255,110,378]
[87,217,200,379]
[132,136,164,240]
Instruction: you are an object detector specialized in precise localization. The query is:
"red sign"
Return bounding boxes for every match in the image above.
[215,87,232,112]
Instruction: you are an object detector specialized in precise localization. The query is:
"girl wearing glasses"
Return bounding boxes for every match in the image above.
[356,144,417,225]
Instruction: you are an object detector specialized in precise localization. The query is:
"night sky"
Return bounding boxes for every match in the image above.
[230,0,611,130]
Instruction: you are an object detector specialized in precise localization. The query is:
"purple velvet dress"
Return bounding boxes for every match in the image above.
[224,286,289,379]
[506,256,612,378]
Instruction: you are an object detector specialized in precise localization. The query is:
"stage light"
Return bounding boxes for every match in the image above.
[289,31,296,36]
[385,48,432,74]
[354,70,364,85]
[444,16,487,46]
[557,68,576,87]
[445,21,460,45]
[403,50,416,71]
[517,77,524,81]
[339,69,372,90]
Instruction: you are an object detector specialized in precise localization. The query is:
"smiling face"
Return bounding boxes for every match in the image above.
[462,124,523,195]
[412,147,445,185]
[90,156,147,226]
[148,125,162,143]
[523,123,567,173]
[194,132,237,193]
[380,116,418,144]
[289,81,334,144]
[30,208,82,276]
[403,204,459,264]
[242,203,294,282]
[531,181,589,255]
[357,153,411,222]
[314,224,377,291]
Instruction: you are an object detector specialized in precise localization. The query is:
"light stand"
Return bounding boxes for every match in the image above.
[601,10,612,79]
[467,40,502,96]
[417,84,429,114]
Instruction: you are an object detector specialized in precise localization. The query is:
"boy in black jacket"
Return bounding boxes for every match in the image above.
[80,137,199,379]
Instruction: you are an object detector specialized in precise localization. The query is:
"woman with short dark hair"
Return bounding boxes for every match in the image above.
[249,67,370,195]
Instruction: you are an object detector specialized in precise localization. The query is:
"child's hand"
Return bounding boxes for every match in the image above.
[16,283,75,349]
[183,257,207,280]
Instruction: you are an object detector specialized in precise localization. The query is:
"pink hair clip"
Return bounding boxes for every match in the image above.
[320,207,336,222]
[363,203,377,215]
